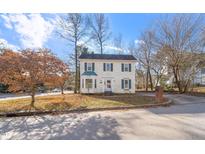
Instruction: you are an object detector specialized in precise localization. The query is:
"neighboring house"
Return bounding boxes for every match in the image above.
[79,53,137,93]
[194,68,205,85]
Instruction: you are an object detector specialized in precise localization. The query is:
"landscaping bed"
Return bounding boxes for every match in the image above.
[0,93,171,117]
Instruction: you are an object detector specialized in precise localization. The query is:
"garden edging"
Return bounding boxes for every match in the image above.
[0,99,173,118]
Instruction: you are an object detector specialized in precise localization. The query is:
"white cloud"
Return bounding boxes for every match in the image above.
[134,39,145,45]
[0,14,13,29]
[0,38,19,51]
[1,14,54,48]
[105,45,123,52]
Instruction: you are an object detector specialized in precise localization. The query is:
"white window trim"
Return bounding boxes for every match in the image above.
[124,79,129,89]
[87,63,92,72]
[124,64,129,72]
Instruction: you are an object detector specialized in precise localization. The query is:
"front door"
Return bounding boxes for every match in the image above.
[105,79,112,92]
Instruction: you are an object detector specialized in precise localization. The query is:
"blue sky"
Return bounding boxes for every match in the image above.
[0,13,161,61]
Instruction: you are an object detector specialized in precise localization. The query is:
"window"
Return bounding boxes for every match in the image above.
[202,68,205,74]
[107,80,111,88]
[124,79,129,89]
[85,79,92,88]
[87,63,92,71]
[202,76,205,84]
[106,63,111,71]
[124,64,129,72]
[122,79,131,89]
[104,63,113,71]
[122,63,131,72]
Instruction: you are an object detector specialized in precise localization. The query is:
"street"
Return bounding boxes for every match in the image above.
[0,91,73,101]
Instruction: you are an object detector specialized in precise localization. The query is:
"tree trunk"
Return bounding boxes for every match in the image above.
[148,67,153,91]
[183,79,191,93]
[100,45,103,54]
[145,69,149,91]
[61,86,64,95]
[155,75,160,87]
[74,40,77,94]
[77,65,80,93]
[173,66,182,93]
[31,87,35,107]
[100,41,103,54]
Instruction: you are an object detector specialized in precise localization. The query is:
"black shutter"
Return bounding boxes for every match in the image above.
[129,79,131,89]
[129,64,131,72]
[103,63,106,71]
[121,64,124,72]
[84,63,87,72]
[121,79,124,89]
[111,63,113,72]
[95,79,97,88]
[92,63,95,71]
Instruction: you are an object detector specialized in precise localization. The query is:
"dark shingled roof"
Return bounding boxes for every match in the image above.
[79,53,137,60]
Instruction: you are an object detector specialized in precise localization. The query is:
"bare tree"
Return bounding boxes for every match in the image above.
[67,44,90,92]
[155,14,205,93]
[134,30,155,91]
[128,40,136,55]
[56,13,88,93]
[89,14,111,54]
[151,50,168,86]
[113,33,123,54]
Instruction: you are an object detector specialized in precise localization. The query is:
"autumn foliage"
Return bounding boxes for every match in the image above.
[0,48,69,106]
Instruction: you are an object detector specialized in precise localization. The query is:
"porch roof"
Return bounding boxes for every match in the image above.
[82,71,97,76]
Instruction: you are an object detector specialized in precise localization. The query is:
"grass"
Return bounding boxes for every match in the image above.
[192,87,205,93]
[0,93,158,113]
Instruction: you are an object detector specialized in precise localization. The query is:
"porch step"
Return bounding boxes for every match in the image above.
[104,91,113,96]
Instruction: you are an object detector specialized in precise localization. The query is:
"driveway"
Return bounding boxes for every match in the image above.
[0,94,205,139]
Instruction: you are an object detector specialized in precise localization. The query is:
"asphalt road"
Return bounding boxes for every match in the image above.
[0,91,73,101]
[0,93,205,139]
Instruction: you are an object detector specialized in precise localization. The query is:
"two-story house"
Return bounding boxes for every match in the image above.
[79,53,137,94]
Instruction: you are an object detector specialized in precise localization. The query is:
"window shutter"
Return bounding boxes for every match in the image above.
[82,79,84,88]
[92,63,95,71]
[129,79,131,89]
[129,64,131,72]
[121,64,124,72]
[121,79,124,89]
[111,63,113,72]
[95,79,97,88]
[84,63,87,72]
[103,63,106,71]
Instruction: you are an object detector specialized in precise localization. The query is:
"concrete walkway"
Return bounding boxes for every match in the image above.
[0,93,205,139]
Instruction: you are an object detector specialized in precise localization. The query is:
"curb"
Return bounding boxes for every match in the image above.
[0,99,173,118]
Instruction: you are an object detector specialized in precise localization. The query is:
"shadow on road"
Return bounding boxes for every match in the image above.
[0,114,121,140]
[148,103,205,115]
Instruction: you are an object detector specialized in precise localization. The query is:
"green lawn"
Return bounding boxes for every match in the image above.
[0,93,158,113]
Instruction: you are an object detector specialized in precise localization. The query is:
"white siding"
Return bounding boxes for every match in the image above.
[80,59,136,93]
